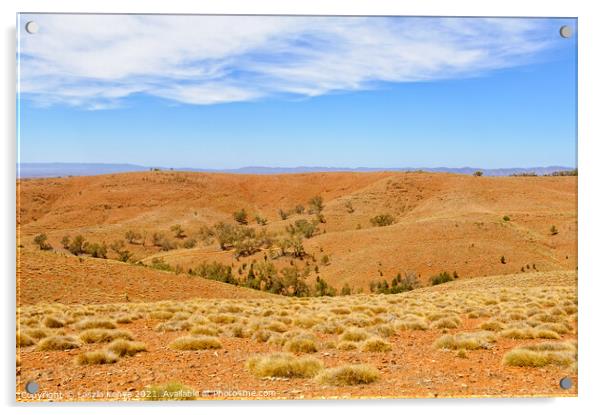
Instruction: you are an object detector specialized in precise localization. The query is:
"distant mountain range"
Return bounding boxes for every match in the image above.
[17,162,576,179]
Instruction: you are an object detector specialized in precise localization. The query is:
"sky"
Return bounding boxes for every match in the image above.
[17,15,577,169]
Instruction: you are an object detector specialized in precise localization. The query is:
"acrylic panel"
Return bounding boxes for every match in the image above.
[16,14,578,401]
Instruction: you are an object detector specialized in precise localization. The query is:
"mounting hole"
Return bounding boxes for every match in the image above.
[559,376,573,390]
[25,21,39,34]
[559,25,572,39]
[25,381,39,394]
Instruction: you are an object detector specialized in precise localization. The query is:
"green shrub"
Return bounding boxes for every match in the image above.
[68,235,87,256]
[370,214,395,227]
[33,233,52,250]
[233,209,248,225]
[308,196,324,214]
[430,271,454,286]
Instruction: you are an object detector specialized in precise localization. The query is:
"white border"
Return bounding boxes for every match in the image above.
[2,1,601,414]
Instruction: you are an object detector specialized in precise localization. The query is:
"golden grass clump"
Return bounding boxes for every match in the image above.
[294,316,320,329]
[430,316,461,329]
[208,314,237,324]
[75,318,117,330]
[169,335,222,351]
[227,324,250,338]
[107,339,147,357]
[266,321,289,333]
[284,336,318,353]
[17,332,35,347]
[339,328,370,342]
[499,326,530,339]
[149,311,174,320]
[337,341,358,351]
[314,322,343,334]
[143,382,196,401]
[535,322,571,335]
[252,329,273,343]
[330,307,351,315]
[316,364,380,386]
[43,315,66,328]
[115,315,133,324]
[503,341,576,367]
[372,324,395,338]
[395,318,428,331]
[246,353,323,378]
[79,329,133,344]
[434,331,495,350]
[76,350,119,365]
[479,320,506,332]
[36,335,80,351]
[154,320,192,332]
[361,337,392,352]
[190,325,220,337]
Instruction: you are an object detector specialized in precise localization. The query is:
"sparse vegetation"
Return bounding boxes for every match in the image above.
[370,214,395,227]
[430,271,454,286]
[125,230,142,244]
[233,209,249,225]
[33,233,52,250]
[308,195,324,214]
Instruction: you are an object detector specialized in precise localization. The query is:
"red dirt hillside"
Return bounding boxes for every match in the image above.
[17,171,577,299]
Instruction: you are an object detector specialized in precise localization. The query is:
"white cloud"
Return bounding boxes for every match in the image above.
[18,15,555,109]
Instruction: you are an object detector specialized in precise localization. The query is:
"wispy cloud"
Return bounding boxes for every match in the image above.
[18,15,556,109]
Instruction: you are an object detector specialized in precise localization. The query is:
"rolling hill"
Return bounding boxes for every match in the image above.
[17,170,577,302]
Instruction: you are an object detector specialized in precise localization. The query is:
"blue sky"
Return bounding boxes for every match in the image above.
[18,15,577,169]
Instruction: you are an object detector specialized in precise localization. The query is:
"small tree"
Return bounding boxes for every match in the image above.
[370,214,395,227]
[233,209,248,225]
[287,219,317,239]
[125,230,142,244]
[473,171,483,177]
[68,235,87,256]
[500,255,506,264]
[278,209,289,220]
[550,225,559,236]
[341,283,352,296]
[431,271,453,286]
[60,235,70,249]
[33,233,52,250]
[308,195,324,214]
[503,215,511,222]
[86,242,108,259]
[255,215,267,226]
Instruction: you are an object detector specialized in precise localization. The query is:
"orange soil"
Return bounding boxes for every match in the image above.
[17,171,577,297]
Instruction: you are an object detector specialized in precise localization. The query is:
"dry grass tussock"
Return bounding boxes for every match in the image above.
[316,364,380,386]
[246,353,323,378]
[169,335,222,351]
